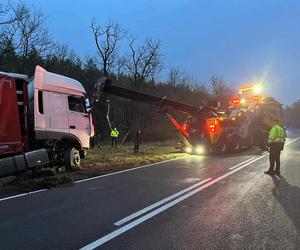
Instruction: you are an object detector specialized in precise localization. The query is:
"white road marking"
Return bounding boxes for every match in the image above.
[74,157,184,184]
[229,156,256,170]
[0,189,47,203]
[80,153,269,250]
[286,137,300,145]
[114,178,212,226]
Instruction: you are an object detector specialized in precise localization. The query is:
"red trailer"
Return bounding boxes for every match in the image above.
[0,75,25,156]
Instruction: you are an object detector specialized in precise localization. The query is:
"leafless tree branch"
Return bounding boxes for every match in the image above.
[125,35,162,88]
[91,18,126,76]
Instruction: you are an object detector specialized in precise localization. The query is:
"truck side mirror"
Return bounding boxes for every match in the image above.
[85,98,91,112]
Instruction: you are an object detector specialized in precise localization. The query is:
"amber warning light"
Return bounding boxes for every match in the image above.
[251,96,262,101]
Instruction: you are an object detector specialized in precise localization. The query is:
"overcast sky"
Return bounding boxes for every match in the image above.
[27,0,300,105]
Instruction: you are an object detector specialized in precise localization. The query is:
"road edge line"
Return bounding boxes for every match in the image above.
[0,189,47,203]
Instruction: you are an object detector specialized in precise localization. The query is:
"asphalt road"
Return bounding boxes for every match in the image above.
[1,129,300,250]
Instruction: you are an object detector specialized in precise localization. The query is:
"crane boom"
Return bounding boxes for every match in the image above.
[100,79,204,115]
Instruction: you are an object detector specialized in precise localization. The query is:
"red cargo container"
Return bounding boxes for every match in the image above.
[0,76,23,156]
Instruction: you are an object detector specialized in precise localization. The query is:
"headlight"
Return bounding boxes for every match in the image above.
[185,147,193,154]
[195,145,205,154]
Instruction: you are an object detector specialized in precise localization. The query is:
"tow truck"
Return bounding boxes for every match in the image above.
[99,80,283,154]
[202,84,284,153]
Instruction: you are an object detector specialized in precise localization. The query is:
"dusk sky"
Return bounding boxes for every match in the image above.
[27,0,300,105]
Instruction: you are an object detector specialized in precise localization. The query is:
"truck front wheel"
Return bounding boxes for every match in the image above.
[64,147,81,170]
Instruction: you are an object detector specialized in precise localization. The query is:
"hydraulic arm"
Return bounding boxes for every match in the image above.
[100,79,202,115]
[98,79,217,147]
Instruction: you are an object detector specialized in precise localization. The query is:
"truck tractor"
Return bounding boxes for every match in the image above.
[0,66,94,177]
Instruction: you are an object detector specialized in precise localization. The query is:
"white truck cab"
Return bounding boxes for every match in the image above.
[29,66,94,168]
[0,66,93,177]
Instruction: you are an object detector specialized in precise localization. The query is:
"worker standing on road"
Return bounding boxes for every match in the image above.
[111,128,119,148]
[134,130,141,153]
[265,120,286,175]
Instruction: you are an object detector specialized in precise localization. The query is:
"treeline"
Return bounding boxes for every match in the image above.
[0,1,245,142]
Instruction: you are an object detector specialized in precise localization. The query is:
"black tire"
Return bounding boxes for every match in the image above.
[216,138,229,154]
[229,135,241,153]
[64,147,81,170]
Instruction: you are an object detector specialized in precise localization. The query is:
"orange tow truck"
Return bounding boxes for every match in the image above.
[202,84,284,153]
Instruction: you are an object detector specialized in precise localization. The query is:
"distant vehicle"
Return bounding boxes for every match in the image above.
[0,66,94,177]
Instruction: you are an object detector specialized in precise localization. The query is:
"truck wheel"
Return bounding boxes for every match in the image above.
[229,135,241,153]
[64,147,81,170]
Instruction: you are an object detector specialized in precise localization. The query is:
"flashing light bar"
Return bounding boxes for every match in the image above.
[251,95,262,101]
[240,84,263,94]
[232,97,240,105]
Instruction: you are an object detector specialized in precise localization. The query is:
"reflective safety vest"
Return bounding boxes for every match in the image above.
[111,129,119,138]
[268,124,286,144]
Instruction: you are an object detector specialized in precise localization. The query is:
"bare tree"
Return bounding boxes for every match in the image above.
[0,1,16,25]
[168,67,191,86]
[210,75,236,107]
[91,18,125,77]
[125,35,162,88]
[1,2,53,70]
[115,56,127,78]
[12,2,52,71]
[211,75,229,97]
[0,1,18,60]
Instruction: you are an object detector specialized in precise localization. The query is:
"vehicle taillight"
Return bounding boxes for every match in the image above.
[209,124,216,132]
[181,124,189,134]
[208,119,219,133]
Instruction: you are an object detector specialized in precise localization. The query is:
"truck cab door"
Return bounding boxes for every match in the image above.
[67,95,91,148]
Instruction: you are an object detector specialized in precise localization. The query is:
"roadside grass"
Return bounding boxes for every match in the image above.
[81,144,186,171]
